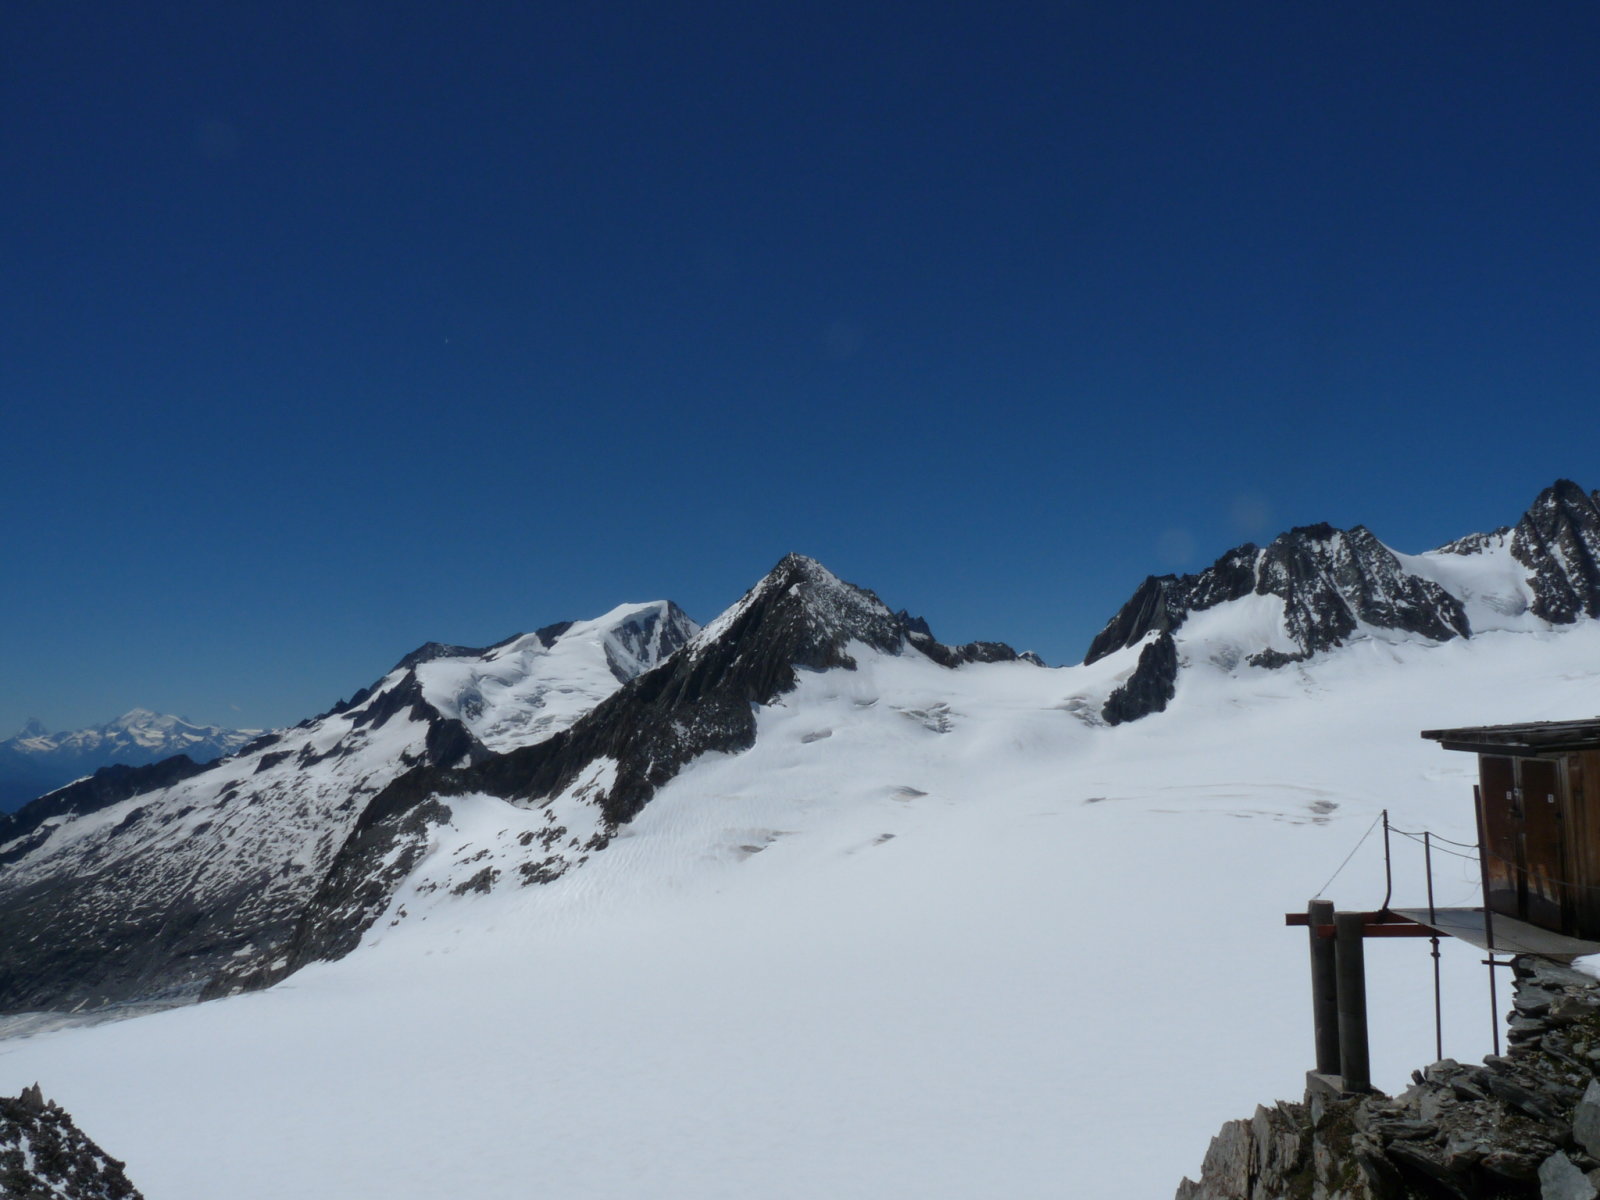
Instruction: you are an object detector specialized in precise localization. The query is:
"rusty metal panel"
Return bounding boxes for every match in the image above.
[1478,755,1520,921]
[1519,756,1566,930]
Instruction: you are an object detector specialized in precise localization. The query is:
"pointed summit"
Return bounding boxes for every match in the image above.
[685,553,907,681]
[1510,479,1600,623]
[407,553,1034,826]
[267,555,1036,983]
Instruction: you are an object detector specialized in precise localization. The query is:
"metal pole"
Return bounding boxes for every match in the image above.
[1425,832,1442,1062]
[1335,910,1371,1092]
[1488,954,1501,1057]
[1308,898,1340,1074]
[1381,809,1393,913]
[1473,784,1497,953]
[1472,783,1502,1056]
[1425,832,1436,925]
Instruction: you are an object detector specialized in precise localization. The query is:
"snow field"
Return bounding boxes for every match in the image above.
[5,622,1600,1197]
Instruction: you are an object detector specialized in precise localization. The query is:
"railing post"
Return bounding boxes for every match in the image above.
[1308,898,1340,1075]
[1425,832,1443,1062]
[1335,910,1371,1092]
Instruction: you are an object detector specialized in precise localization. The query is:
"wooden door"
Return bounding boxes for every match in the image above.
[1478,756,1521,920]
[1519,757,1567,929]
[1570,753,1600,939]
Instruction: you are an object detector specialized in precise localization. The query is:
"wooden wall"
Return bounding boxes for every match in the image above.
[1565,749,1600,939]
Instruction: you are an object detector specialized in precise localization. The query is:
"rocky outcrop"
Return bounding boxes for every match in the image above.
[1087,524,1471,670]
[1102,632,1179,725]
[1178,957,1600,1199]
[1511,481,1600,625]
[0,1084,143,1199]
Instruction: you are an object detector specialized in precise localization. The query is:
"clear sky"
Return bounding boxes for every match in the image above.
[4,2,1598,735]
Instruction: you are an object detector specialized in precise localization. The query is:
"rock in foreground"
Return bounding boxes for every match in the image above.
[0,1084,142,1199]
[1179,956,1600,1199]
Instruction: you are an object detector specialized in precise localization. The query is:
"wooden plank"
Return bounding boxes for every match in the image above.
[1283,913,1433,938]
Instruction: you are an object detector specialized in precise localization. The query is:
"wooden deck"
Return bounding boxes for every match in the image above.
[1391,907,1600,959]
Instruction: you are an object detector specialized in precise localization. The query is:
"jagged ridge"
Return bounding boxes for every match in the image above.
[0,603,696,1014]
[256,555,1039,989]
[1090,481,1600,726]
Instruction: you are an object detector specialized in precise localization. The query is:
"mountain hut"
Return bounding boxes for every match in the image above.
[1420,718,1600,946]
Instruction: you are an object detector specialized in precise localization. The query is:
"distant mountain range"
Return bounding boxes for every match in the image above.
[1,479,1597,1018]
[0,709,259,810]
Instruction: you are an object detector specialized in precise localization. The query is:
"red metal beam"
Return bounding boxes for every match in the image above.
[1284,911,1432,938]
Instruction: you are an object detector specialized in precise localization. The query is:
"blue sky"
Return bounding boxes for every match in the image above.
[4,2,1598,734]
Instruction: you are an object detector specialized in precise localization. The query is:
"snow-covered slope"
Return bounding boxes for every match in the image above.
[5,615,1599,1199]
[0,710,259,811]
[4,482,1600,1198]
[233,554,1042,992]
[0,602,697,1012]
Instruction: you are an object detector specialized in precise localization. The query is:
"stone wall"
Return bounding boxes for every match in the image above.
[1177,957,1600,1199]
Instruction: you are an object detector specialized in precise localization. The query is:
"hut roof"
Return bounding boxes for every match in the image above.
[1421,718,1600,755]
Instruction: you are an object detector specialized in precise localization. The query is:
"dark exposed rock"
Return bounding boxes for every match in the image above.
[1435,527,1513,556]
[0,1085,143,1199]
[204,796,456,999]
[1510,480,1600,624]
[1101,631,1179,725]
[899,611,1042,667]
[1572,1080,1600,1158]
[1088,523,1470,671]
[906,631,1041,668]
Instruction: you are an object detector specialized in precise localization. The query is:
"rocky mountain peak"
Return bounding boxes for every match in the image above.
[1086,514,1477,726]
[687,553,905,672]
[1087,480,1600,728]
[1511,479,1600,623]
[251,556,1039,988]
[1086,519,1469,672]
